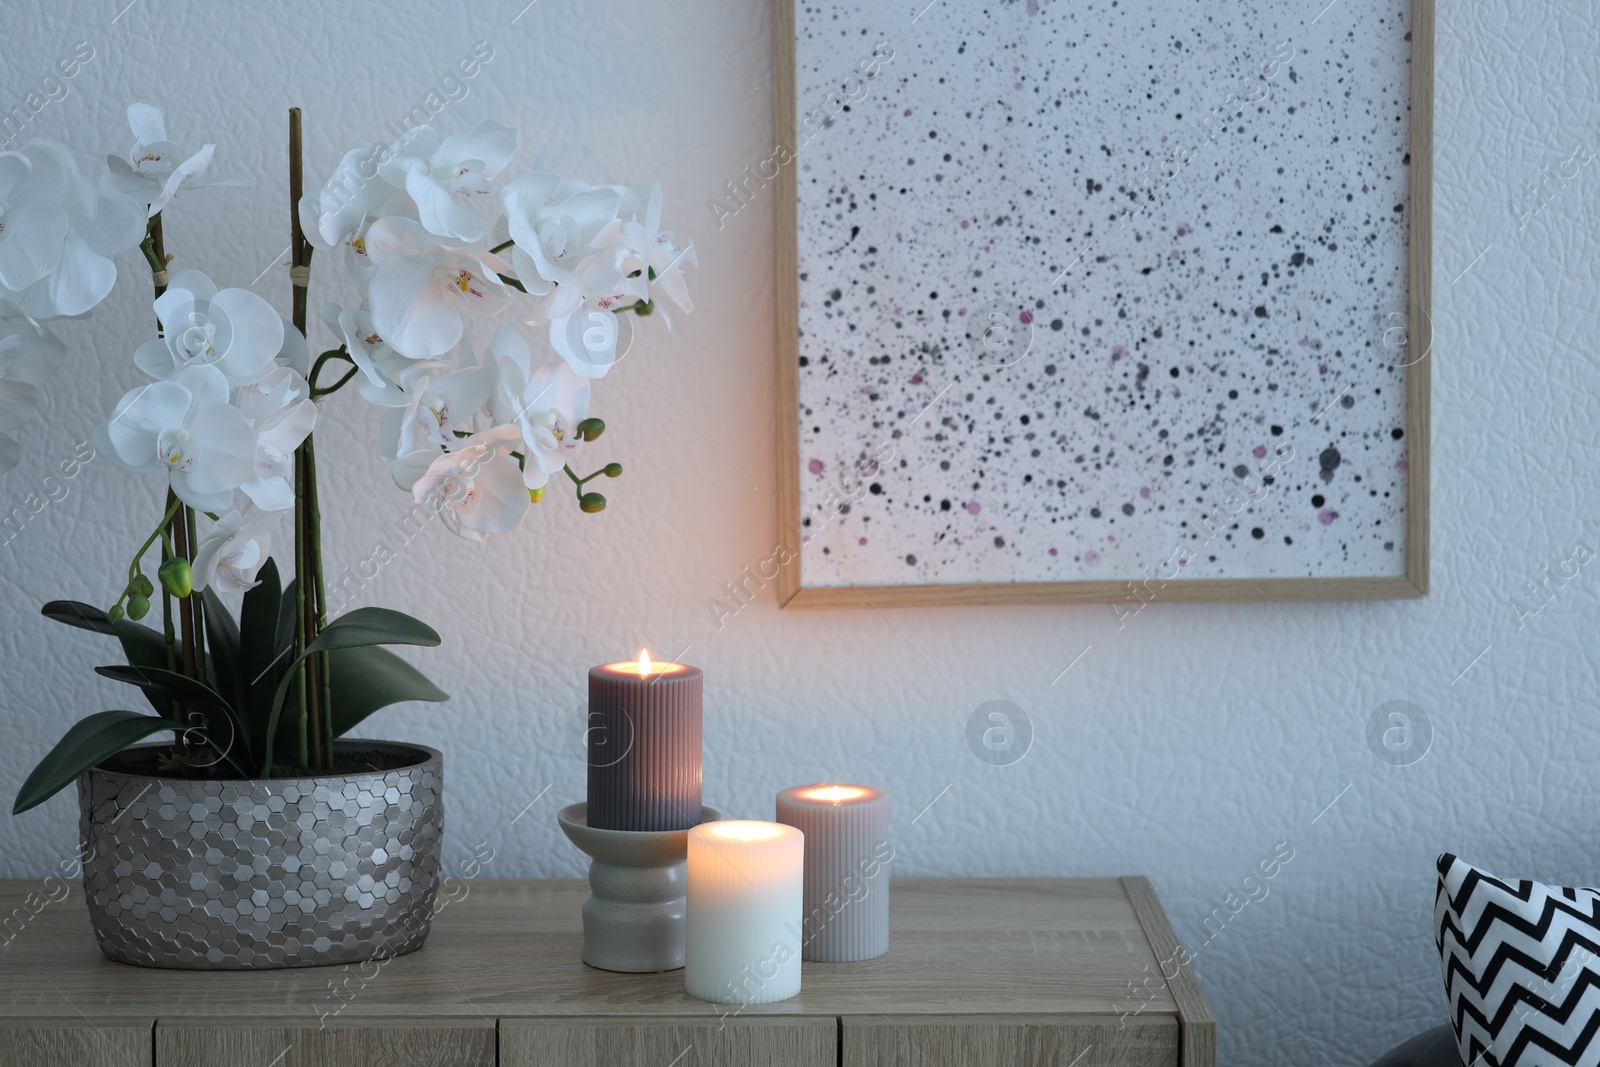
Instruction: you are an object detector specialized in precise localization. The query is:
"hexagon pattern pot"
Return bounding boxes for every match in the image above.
[76,740,443,969]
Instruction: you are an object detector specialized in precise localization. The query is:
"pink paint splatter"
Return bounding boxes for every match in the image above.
[1083,549,1101,566]
[910,372,925,385]
[1140,486,1152,499]
[1020,310,1034,325]
[1112,344,1127,359]
[966,500,982,516]
[1253,445,1268,459]
[904,109,913,117]
[960,219,970,229]
[1317,508,1337,526]
[1318,362,1329,374]
[1299,336,1311,347]
[808,459,824,475]
[1177,222,1192,236]
[859,537,868,546]
[1048,547,1059,557]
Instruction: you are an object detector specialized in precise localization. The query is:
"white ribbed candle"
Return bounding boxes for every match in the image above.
[685,821,804,1004]
[775,784,891,962]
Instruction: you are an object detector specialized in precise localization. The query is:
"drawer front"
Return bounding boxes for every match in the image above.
[842,1014,1180,1067]
[155,1018,494,1067]
[0,1021,152,1067]
[502,1016,837,1067]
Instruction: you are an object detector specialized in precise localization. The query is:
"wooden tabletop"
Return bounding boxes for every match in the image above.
[0,877,1214,1066]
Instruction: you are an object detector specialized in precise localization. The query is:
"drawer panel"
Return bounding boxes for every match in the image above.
[842,1014,1180,1067]
[155,1017,494,1067]
[502,1016,837,1067]
[0,1020,152,1067]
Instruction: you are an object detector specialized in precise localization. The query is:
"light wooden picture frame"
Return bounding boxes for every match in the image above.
[774,0,1432,608]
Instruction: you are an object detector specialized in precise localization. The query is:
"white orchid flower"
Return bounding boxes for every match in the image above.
[320,301,426,406]
[0,153,68,295]
[192,508,272,593]
[98,364,257,512]
[275,317,309,378]
[235,366,316,511]
[381,121,517,243]
[362,217,509,359]
[505,361,590,492]
[0,140,142,320]
[133,269,282,387]
[377,362,493,462]
[298,145,416,272]
[393,425,527,541]
[0,300,65,474]
[620,184,697,315]
[102,103,250,216]
[502,174,632,318]
[547,306,629,380]
[484,326,532,425]
[0,299,65,389]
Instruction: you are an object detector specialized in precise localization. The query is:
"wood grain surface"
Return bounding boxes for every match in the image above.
[155,1018,494,1067]
[502,1016,836,1067]
[0,878,1212,1066]
[0,1019,152,1067]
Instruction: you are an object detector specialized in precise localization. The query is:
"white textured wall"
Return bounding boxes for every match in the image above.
[1,2,1594,1063]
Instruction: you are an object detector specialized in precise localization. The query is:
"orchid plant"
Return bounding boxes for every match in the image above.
[12,105,694,813]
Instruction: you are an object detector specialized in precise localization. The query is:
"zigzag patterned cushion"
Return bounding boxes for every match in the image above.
[1435,854,1600,1067]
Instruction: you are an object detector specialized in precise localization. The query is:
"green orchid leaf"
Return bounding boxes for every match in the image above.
[94,665,234,717]
[109,619,175,714]
[239,560,289,754]
[305,608,442,655]
[41,600,116,635]
[257,608,443,775]
[239,559,283,687]
[274,645,448,746]
[276,576,297,664]
[13,710,189,815]
[202,588,244,715]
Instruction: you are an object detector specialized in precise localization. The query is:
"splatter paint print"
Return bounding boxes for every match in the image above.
[793,0,1415,588]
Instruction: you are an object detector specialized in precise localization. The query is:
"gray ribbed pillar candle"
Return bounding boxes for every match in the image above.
[775,784,891,961]
[587,657,703,831]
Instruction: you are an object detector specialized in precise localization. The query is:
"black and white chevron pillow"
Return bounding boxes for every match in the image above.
[1435,854,1600,1066]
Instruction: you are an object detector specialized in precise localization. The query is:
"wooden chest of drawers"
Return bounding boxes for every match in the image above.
[0,877,1213,1066]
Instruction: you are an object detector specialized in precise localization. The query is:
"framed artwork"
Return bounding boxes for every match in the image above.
[772,0,1432,607]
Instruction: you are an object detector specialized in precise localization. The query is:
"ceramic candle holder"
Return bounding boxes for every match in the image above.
[557,802,720,973]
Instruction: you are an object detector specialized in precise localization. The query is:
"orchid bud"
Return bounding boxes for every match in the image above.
[132,575,154,598]
[577,418,605,442]
[579,492,607,513]
[603,463,623,478]
[528,486,545,503]
[634,299,655,317]
[159,557,193,599]
[108,603,125,623]
[127,594,150,621]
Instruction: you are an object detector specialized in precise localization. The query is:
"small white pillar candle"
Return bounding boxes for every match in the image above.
[685,820,804,1004]
[776,784,891,961]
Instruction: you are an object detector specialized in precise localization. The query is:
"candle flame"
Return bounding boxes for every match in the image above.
[638,649,652,675]
[801,784,870,804]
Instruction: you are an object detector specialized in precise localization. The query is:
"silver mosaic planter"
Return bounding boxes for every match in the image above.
[77,740,443,970]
